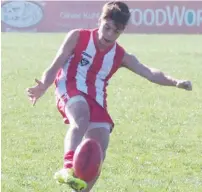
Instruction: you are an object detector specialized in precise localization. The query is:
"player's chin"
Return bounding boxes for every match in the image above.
[102,39,114,47]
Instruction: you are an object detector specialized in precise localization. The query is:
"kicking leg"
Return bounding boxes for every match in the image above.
[64,96,90,154]
[54,96,90,191]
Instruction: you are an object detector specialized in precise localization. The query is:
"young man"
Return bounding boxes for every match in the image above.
[27,1,192,192]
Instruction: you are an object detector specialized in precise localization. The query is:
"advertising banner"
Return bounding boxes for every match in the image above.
[1,1,202,33]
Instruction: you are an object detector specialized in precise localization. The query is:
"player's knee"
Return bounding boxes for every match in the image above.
[65,100,90,129]
[75,115,90,130]
[76,115,89,126]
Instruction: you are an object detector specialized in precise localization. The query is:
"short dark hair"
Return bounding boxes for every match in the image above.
[100,1,131,30]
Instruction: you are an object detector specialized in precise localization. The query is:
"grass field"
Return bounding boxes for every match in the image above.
[2,33,202,192]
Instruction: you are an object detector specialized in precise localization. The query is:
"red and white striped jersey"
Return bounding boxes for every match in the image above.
[55,29,125,108]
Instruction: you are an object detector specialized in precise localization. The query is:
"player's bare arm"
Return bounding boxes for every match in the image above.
[122,52,192,91]
[27,29,80,105]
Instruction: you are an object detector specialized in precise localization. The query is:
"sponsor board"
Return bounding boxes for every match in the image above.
[1,1,202,33]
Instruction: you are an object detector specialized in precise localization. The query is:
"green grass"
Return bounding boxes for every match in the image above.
[2,33,202,192]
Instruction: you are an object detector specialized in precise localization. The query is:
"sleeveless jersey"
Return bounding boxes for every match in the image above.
[55,28,125,108]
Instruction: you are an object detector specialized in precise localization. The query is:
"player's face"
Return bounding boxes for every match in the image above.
[98,19,124,47]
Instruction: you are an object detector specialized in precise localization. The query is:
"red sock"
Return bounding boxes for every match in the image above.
[64,150,74,169]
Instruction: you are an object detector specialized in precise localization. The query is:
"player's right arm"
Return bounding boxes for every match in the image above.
[27,29,80,105]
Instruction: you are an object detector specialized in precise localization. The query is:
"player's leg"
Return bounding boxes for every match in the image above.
[54,95,90,190]
[81,123,111,192]
[64,96,90,154]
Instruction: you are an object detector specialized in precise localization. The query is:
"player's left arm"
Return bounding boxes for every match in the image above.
[121,52,192,91]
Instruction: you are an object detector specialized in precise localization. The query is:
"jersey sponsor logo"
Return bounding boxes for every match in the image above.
[79,52,91,66]
[79,57,90,66]
[82,51,92,58]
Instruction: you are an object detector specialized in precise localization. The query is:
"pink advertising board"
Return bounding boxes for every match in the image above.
[1,1,202,33]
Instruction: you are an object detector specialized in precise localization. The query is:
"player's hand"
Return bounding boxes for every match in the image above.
[26,79,47,106]
[176,80,192,91]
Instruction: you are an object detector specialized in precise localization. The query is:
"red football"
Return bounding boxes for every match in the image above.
[73,139,103,182]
